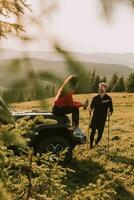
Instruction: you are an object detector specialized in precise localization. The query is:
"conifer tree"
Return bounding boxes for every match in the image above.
[102,76,107,83]
[88,70,92,93]
[92,75,100,93]
[107,73,118,92]
[112,77,126,92]
[89,69,96,93]
[126,73,134,92]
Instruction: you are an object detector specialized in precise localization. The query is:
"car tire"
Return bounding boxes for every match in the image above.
[37,136,73,163]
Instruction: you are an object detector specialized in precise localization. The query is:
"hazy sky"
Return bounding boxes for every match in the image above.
[2,0,134,53]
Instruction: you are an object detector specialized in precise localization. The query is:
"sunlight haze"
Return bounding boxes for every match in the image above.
[1,0,134,53]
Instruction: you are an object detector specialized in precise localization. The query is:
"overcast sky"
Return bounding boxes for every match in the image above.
[2,0,134,53]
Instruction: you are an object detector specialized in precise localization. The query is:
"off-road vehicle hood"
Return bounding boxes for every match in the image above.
[0,99,70,126]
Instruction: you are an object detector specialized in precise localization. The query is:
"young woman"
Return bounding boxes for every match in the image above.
[52,75,88,129]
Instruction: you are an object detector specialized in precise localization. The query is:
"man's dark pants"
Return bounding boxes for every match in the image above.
[90,116,106,148]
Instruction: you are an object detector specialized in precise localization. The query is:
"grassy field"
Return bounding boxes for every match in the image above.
[11,93,134,200]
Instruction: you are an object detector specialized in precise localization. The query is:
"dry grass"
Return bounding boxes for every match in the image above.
[11,93,134,200]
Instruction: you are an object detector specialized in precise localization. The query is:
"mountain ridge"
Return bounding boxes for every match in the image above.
[0,57,133,79]
[0,48,134,69]
[0,49,133,88]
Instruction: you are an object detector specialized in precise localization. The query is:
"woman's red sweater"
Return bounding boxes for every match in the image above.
[54,92,82,108]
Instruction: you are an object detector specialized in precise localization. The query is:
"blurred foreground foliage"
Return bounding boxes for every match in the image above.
[0,1,134,199]
[0,0,30,38]
[1,91,134,200]
[0,116,72,200]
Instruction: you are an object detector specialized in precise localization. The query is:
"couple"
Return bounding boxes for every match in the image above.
[52,75,113,149]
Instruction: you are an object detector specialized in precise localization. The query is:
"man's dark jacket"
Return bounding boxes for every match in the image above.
[90,94,113,130]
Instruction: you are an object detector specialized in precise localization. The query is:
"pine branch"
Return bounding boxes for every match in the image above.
[0,20,24,38]
[0,0,30,38]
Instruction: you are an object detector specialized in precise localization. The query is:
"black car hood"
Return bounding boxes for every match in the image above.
[0,100,69,126]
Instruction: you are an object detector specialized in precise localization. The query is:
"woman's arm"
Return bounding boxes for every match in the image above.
[65,93,82,108]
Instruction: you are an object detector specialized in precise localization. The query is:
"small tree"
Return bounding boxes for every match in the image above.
[126,73,134,92]
[107,73,118,92]
[112,77,126,92]
[102,76,107,83]
[92,75,100,93]
[89,69,96,93]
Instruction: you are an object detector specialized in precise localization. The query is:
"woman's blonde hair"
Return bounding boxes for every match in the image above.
[55,75,78,101]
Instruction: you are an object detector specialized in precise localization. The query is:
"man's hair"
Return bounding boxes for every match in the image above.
[99,82,107,88]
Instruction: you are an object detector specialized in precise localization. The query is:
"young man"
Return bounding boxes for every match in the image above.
[89,83,113,149]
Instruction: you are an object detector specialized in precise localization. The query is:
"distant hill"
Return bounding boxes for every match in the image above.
[1,48,134,69]
[22,58,133,78]
[0,57,133,88]
[82,52,134,69]
[0,49,134,88]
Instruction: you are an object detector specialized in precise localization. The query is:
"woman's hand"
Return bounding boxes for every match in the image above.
[83,100,89,110]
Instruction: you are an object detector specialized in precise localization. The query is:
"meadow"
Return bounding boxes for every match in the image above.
[11,93,134,200]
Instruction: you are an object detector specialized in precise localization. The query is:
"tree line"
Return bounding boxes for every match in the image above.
[87,70,134,93]
[2,70,134,103]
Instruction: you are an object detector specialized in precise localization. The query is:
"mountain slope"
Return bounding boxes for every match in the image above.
[1,49,134,69]
[0,58,133,88]
[0,49,134,69]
